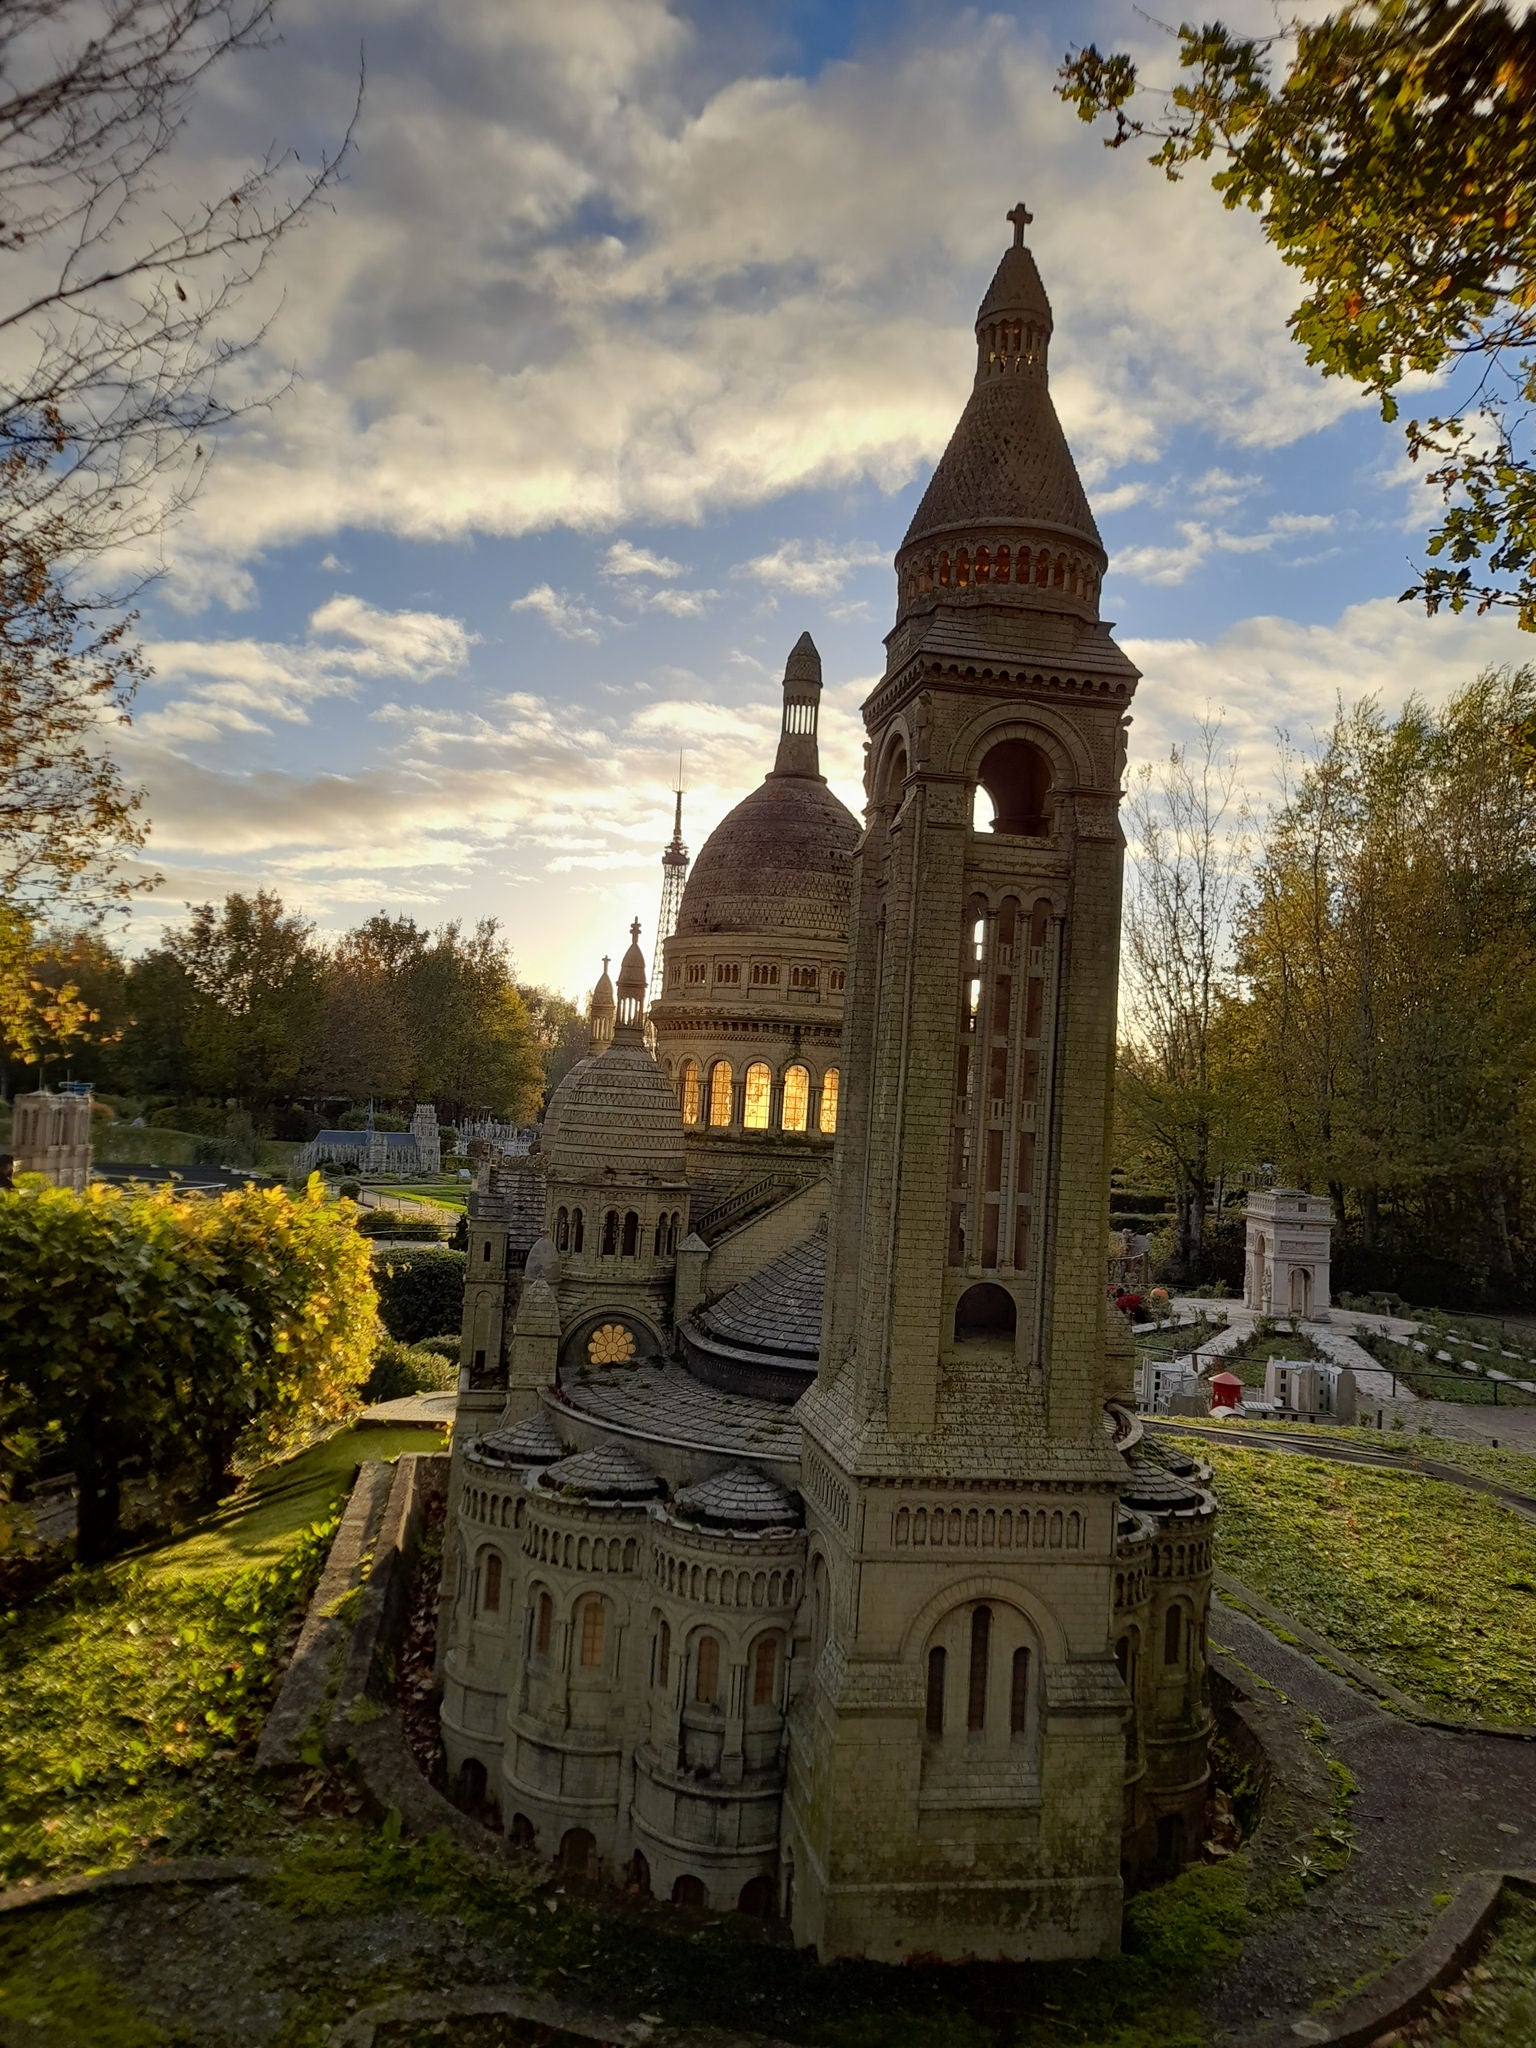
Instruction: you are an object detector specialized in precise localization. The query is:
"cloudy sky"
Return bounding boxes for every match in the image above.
[104,0,1534,995]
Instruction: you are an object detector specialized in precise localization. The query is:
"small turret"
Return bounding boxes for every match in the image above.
[772,632,824,780]
[614,919,647,1038]
[589,955,615,1054]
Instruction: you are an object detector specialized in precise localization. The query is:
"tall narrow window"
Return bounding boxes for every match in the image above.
[1164,1605,1183,1666]
[818,1067,840,1134]
[656,1618,670,1689]
[743,1061,772,1130]
[580,1598,606,1669]
[967,1605,992,1732]
[781,1064,810,1133]
[925,1645,946,1736]
[482,1552,502,1613]
[601,1208,618,1255]
[752,1634,777,1707]
[621,1209,639,1257]
[572,1208,585,1252]
[555,1207,569,1251]
[708,1061,733,1127]
[695,1634,720,1704]
[680,1060,702,1126]
[1010,1647,1030,1735]
[536,1591,552,1656]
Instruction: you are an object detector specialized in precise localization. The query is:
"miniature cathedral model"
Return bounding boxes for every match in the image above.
[438,208,1216,1961]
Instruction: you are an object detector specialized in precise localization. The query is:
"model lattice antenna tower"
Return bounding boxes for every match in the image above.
[648,758,688,1008]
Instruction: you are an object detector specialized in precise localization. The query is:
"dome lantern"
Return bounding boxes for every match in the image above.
[773,632,824,781]
[614,919,647,1037]
[589,955,615,1055]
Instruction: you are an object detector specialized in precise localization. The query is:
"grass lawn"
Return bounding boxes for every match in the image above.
[1355,1330,1536,1408]
[1205,1441,1536,1722]
[0,1422,445,1886]
[1189,1419,1536,1497]
[378,1184,467,1212]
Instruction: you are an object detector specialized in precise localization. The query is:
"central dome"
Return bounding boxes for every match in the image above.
[677,774,858,940]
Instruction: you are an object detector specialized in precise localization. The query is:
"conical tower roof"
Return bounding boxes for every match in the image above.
[900,203,1102,570]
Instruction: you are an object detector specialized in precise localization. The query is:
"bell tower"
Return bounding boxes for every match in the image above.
[785,209,1141,1963]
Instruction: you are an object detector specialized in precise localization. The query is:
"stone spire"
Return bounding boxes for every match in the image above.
[771,632,824,780]
[649,781,689,1009]
[588,955,615,1055]
[614,919,647,1038]
[894,203,1104,628]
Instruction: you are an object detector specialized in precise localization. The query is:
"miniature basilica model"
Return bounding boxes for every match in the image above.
[438,209,1216,1961]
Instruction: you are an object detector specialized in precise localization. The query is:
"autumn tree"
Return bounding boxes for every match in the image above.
[165,890,326,1109]
[1060,1,1536,626]
[1118,715,1252,1277]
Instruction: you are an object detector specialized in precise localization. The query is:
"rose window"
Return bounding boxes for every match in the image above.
[588,1322,636,1366]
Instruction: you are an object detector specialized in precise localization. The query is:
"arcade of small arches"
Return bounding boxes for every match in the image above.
[667,957,846,998]
[892,1500,1082,1551]
[667,1056,840,1136]
[550,1203,683,1258]
[900,538,1101,611]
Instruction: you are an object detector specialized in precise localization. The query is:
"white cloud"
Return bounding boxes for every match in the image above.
[509,583,605,642]
[740,538,888,597]
[308,594,475,677]
[603,540,684,579]
[1115,513,1335,586]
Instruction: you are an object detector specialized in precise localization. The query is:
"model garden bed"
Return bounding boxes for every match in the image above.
[1205,1442,1536,1722]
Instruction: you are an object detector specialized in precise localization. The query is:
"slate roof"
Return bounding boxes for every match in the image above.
[557,1359,800,1462]
[540,1442,665,1502]
[469,1409,564,1468]
[694,1229,825,1362]
[673,1464,800,1531]
[314,1128,419,1150]
[1119,1437,1211,1514]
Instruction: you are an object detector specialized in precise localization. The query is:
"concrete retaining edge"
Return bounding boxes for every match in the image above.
[1241,1870,1536,2048]
[0,1857,271,1919]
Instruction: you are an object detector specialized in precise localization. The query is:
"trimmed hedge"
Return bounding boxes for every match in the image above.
[373,1246,466,1345]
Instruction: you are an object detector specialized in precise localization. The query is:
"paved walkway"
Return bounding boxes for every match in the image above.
[360,1390,458,1427]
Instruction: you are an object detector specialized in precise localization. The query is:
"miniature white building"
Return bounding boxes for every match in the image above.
[12,1086,93,1191]
[409,1102,442,1174]
[1263,1359,1356,1425]
[1244,1188,1331,1318]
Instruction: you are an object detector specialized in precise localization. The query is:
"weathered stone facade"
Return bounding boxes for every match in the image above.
[437,210,1215,1957]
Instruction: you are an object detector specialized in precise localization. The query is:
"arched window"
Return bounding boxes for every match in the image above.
[672,1874,707,1908]
[751,1634,778,1708]
[1164,1604,1183,1666]
[571,1208,584,1252]
[481,1551,502,1614]
[666,1211,679,1254]
[601,1208,618,1255]
[559,1827,595,1876]
[743,1061,772,1130]
[508,1813,536,1850]
[884,743,908,802]
[967,1604,991,1732]
[976,738,1053,835]
[1010,1647,1031,1736]
[621,1209,639,1257]
[708,1060,733,1127]
[695,1633,720,1704]
[738,1874,773,1918]
[818,1067,840,1135]
[579,1596,606,1669]
[653,1214,666,1255]
[925,1645,946,1736]
[680,1059,702,1127]
[535,1590,553,1656]
[655,1617,671,1689]
[554,1206,569,1251]
[780,1063,810,1133]
[954,1282,1016,1343]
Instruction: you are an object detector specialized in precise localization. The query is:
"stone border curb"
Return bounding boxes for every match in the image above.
[327,1980,801,2048]
[1214,1575,1536,1740]
[0,1856,269,1920]
[1241,1870,1536,2048]
[258,1458,397,1768]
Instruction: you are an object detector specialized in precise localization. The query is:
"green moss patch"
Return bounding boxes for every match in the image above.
[1206,1443,1536,1721]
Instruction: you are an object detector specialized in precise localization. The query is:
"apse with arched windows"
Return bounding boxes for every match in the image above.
[674,1053,840,1140]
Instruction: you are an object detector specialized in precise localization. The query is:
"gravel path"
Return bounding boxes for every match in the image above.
[1205,1603,1536,2042]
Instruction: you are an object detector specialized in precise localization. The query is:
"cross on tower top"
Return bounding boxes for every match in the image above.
[1007,200,1033,248]
[630,918,642,945]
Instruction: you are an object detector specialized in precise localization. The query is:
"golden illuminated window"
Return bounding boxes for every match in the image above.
[743,1061,772,1129]
[708,1060,733,1127]
[780,1063,809,1133]
[695,1634,720,1704]
[579,1598,606,1668]
[819,1067,840,1134]
[680,1060,702,1126]
[588,1322,636,1365]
